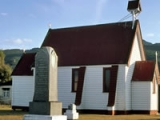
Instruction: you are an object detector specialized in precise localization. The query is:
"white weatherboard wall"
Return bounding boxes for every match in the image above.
[131,82,151,110]
[80,66,110,110]
[131,76,159,111]
[114,34,143,111]
[150,75,158,110]
[58,65,112,110]
[58,67,76,108]
[114,65,125,110]
[125,34,142,111]
[12,76,34,107]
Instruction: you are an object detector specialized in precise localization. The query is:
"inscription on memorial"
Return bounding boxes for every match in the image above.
[33,50,49,101]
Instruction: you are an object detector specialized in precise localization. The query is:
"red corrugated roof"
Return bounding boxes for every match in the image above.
[42,21,137,66]
[132,61,155,81]
[12,53,36,76]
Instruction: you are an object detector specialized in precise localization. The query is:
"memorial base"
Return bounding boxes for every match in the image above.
[23,114,67,120]
[29,101,62,115]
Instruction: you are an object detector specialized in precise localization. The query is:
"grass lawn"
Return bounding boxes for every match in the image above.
[0,105,26,120]
[0,105,160,120]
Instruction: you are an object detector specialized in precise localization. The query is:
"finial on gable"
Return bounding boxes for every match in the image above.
[155,51,158,64]
[48,23,52,29]
[23,49,26,53]
[127,0,142,29]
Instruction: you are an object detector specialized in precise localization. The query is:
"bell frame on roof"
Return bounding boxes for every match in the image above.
[127,0,142,29]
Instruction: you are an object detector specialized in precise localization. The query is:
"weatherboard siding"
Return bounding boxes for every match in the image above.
[125,34,142,110]
[58,67,76,108]
[58,65,112,110]
[80,66,108,110]
[114,65,126,110]
[130,34,142,64]
[12,76,34,107]
[59,65,134,110]
[114,34,142,111]
[131,82,151,110]
[150,76,158,110]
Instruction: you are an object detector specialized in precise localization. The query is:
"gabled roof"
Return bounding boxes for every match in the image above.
[132,61,156,81]
[11,53,36,76]
[42,20,140,66]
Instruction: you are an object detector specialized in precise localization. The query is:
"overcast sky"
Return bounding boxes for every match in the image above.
[0,0,159,49]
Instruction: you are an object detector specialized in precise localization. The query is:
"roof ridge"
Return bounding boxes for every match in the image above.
[49,21,134,31]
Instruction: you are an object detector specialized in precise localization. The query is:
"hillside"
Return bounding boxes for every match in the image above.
[2,48,39,69]
[1,40,160,70]
[143,40,160,67]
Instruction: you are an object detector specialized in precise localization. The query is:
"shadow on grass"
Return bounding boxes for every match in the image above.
[0,109,27,116]
[0,109,27,120]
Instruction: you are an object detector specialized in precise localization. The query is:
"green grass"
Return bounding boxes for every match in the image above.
[0,105,160,120]
[79,114,160,120]
[0,105,26,120]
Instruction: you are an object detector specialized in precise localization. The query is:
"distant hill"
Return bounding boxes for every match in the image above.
[143,40,160,67]
[143,40,152,46]
[2,48,39,69]
[1,40,160,70]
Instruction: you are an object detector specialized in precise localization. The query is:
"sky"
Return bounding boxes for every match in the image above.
[0,0,159,49]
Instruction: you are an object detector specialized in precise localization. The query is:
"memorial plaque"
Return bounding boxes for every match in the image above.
[34,58,49,101]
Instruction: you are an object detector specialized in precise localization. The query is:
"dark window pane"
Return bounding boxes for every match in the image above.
[72,69,79,92]
[103,68,110,92]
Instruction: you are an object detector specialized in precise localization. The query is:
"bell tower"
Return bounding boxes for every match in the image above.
[127,0,142,29]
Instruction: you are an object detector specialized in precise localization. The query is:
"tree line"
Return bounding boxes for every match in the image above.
[0,50,12,83]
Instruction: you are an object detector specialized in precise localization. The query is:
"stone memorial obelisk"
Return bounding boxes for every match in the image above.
[24,47,67,120]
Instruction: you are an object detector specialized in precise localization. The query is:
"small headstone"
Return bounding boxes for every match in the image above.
[64,104,79,120]
[68,104,76,111]
[24,47,67,120]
